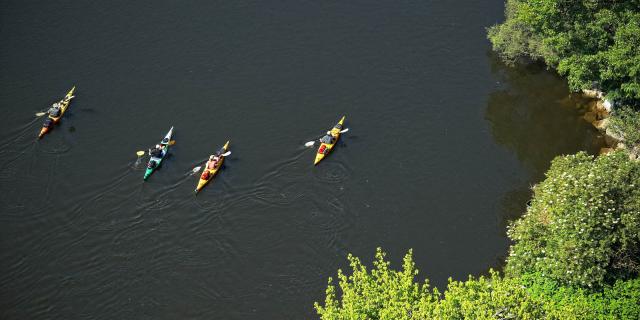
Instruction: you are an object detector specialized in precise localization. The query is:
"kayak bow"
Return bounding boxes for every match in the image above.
[143,126,174,180]
[38,86,76,139]
[195,141,230,193]
[314,116,345,165]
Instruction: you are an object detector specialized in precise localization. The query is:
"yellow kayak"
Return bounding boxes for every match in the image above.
[195,141,230,193]
[314,116,346,165]
[38,86,76,139]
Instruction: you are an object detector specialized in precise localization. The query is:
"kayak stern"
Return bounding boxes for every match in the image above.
[38,127,49,139]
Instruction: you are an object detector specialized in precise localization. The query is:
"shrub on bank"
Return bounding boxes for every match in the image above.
[609,106,640,150]
[506,151,640,288]
[315,249,640,319]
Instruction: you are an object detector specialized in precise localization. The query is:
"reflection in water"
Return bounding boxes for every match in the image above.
[485,54,604,232]
[486,56,603,180]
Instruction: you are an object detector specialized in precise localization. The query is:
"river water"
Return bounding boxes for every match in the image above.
[0,1,602,319]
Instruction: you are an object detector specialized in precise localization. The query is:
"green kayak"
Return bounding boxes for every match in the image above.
[144,126,174,180]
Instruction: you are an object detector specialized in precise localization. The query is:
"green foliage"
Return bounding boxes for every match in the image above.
[430,271,544,320]
[315,249,640,319]
[506,151,640,288]
[314,248,434,320]
[314,248,545,319]
[521,273,640,319]
[610,106,640,148]
[488,0,640,102]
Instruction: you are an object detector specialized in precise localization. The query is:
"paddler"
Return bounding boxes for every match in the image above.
[206,154,220,169]
[320,131,334,144]
[149,144,164,158]
[47,102,62,118]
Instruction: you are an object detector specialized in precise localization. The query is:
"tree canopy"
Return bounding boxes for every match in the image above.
[488,0,640,103]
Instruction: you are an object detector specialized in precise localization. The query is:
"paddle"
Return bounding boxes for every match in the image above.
[35,96,74,117]
[190,151,231,174]
[135,141,177,156]
[304,128,349,147]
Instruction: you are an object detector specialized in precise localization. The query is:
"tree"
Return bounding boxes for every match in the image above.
[488,0,640,102]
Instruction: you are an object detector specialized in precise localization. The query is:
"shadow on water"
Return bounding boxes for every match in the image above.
[484,53,605,240]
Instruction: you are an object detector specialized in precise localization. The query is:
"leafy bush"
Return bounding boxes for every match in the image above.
[315,249,640,319]
[506,151,640,288]
[314,248,545,320]
[314,248,432,320]
[430,272,543,320]
[522,273,640,319]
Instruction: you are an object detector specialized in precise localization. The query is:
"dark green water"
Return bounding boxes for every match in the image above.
[0,1,601,319]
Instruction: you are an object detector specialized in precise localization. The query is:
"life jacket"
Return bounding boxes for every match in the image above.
[201,171,210,180]
[318,145,327,154]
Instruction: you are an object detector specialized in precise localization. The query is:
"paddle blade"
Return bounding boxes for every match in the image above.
[222,151,231,157]
[304,141,315,147]
[136,151,145,157]
[192,166,202,173]
[340,128,349,133]
[35,112,47,117]
[169,140,176,145]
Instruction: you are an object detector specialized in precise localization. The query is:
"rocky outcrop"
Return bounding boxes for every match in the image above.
[579,90,633,158]
[582,96,611,133]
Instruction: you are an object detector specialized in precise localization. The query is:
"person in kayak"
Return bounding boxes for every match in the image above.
[206,155,220,170]
[149,144,164,158]
[48,102,62,118]
[320,131,334,144]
